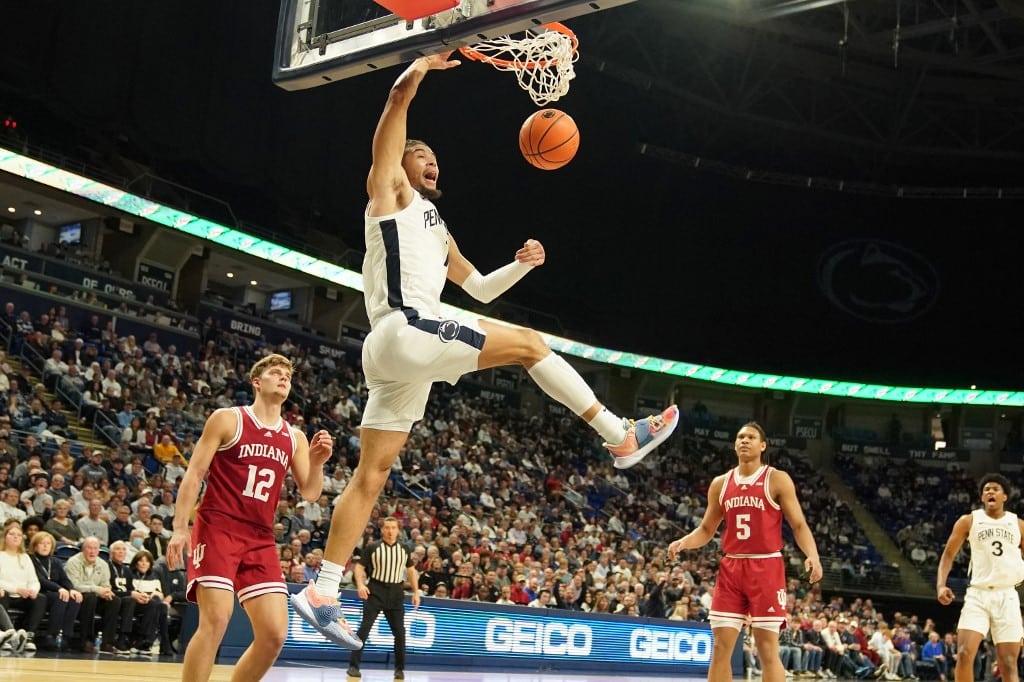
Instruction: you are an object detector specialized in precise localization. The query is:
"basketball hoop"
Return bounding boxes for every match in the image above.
[459,23,579,107]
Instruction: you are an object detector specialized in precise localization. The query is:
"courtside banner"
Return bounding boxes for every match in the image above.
[207,589,734,676]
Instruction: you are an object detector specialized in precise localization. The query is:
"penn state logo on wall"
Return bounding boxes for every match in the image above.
[817,239,939,323]
[437,320,461,343]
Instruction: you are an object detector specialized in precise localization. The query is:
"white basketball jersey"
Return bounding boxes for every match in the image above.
[363,192,450,327]
[968,508,1024,588]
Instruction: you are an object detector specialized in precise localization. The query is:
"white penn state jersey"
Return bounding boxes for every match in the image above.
[363,192,449,327]
[968,508,1024,588]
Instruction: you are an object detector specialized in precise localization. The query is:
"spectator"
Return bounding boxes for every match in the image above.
[43,499,83,546]
[921,631,948,682]
[0,488,26,523]
[154,552,186,652]
[108,505,134,544]
[163,453,188,485]
[42,349,69,388]
[779,615,807,675]
[28,530,83,651]
[127,528,148,561]
[78,450,110,484]
[152,434,181,465]
[0,520,45,652]
[94,398,123,444]
[154,490,176,520]
[48,472,72,503]
[105,540,140,654]
[77,499,110,546]
[65,537,127,654]
[143,516,170,561]
[290,504,315,536]
[19,473,52,516]
[528,588,554,608]
[128,549,167,655]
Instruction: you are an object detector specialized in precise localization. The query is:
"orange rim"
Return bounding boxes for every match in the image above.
[459,22,578,70]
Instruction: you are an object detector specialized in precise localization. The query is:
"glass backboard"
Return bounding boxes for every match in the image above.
[273,0,636,90]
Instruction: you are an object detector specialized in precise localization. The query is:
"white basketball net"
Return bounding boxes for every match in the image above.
[463,27,578,106]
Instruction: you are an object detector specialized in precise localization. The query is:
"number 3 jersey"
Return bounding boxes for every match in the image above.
[968,508,1024,588]
[719,464,783,556]
[199,406,295,530]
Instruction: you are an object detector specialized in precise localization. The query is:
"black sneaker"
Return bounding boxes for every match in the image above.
[114,638,132,655]
[347,666,361,678]
[394,671,404,680]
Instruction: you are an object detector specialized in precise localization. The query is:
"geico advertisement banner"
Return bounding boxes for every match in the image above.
[272,594,718,673]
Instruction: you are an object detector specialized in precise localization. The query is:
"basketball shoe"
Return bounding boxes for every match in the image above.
[290,581,363,650]
[604,405,679,469]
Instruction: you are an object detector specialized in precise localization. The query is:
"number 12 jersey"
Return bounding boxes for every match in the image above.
[199,406,296,531]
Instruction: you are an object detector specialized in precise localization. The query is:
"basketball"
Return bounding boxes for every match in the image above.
[519,109,579,170]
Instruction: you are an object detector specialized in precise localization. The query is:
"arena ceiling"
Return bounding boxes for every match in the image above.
[1,0,1023,390]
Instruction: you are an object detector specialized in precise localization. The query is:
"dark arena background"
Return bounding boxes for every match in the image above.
[2,0,1024,679]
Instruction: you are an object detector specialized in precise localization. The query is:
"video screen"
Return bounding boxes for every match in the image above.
[269,290,292,311]
[59,222,82,244]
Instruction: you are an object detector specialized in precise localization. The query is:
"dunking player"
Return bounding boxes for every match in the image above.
[167,354,334,681]
[668,422,822,682]
[291,52,679,648]
[937,473,1024,682]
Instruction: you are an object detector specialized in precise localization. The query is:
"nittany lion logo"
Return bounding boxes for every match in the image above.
[817,239,939,323]
[437,320,460,343]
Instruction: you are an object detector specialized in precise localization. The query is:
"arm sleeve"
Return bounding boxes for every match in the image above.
[460,261,534,303]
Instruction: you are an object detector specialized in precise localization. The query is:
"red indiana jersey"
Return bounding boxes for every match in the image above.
[718,465,783,556]
[198,406,296,531]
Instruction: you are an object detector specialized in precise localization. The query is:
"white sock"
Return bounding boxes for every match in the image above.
[590,407,627,446]
[528,353,599,417]
[314,559,344,597]
[526,353,626,443]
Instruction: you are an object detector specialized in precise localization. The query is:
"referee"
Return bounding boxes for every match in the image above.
[347,516,420,679]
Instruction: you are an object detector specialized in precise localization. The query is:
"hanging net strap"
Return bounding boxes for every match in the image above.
[459,23,579,107]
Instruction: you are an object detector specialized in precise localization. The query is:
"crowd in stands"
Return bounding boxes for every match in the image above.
[0,294,982,674]
[744,600,978,682]
[834,454,974,588]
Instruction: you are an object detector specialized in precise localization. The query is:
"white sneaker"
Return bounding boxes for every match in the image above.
[0,628,15,651]
[290,581,362,650]
[22,633,36,652]
[11,630,26,654]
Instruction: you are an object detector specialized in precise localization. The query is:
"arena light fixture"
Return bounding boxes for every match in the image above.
[2,143,1021,406]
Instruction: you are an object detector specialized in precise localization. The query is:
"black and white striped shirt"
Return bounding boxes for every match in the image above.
[360,539,412,585]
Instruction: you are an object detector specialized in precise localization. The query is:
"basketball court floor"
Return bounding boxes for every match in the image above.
[0,655,699,681]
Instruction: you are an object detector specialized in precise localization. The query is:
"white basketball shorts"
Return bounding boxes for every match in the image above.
[361,309,486,431]
[958,585,1024,644]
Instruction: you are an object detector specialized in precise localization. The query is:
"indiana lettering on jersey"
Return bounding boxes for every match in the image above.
[423,208,445,228]
[238,442,289,467]
[723,495,767,512]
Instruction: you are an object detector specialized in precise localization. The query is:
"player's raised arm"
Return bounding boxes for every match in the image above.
[367,53,460,209]
[167,407,236,569]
